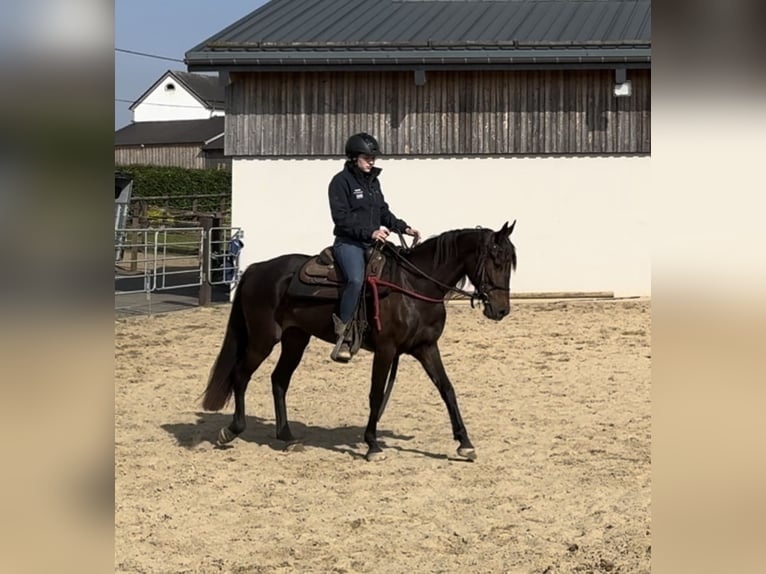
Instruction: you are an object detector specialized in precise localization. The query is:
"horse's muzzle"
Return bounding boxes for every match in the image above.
[483,304,510,321]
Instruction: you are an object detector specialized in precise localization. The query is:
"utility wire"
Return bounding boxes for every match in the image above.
[116,48,184,63]
[115,98,212,109]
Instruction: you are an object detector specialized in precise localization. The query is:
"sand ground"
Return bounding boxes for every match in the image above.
[115,298,650,574]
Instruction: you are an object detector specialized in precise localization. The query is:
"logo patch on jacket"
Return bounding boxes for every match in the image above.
[353,188,364,199]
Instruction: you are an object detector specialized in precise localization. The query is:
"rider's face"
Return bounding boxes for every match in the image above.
[356,154,376,172]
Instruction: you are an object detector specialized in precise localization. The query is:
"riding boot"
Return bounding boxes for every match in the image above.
[330,314,352,362]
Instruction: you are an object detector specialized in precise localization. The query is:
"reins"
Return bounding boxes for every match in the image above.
[365,233,502,331]
[386,235,511,303]
[384,244,478,299]
[366,275,444,331]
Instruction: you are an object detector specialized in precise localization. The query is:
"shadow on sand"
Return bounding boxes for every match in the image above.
[161,413,469,461]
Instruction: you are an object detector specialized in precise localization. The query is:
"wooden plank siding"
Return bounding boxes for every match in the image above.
[115,144,230,170]
[226,69,650,157]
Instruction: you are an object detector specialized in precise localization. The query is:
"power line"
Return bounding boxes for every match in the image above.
[116,48,184,63]
[115,98,214,109]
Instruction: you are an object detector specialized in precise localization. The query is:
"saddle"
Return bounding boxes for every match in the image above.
[287,245,388,300]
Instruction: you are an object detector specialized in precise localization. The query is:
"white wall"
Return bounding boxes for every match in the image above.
[231,156,650,297]
[133,76,218,122]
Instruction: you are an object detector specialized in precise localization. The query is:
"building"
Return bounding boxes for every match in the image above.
[115,116,226,170]
[115,70,229,170]
[185,0,651,296]
[129,69,224,123]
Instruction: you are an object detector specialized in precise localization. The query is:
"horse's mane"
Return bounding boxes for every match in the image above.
[412,228,483,267]
[406,227,516,270]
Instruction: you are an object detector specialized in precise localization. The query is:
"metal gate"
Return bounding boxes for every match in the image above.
[115,226,243,313]
[207,227,244,286]
[114,174,133,262]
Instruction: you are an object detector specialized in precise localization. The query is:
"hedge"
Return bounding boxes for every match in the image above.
[117,165,231,198]
[116,165,231,215]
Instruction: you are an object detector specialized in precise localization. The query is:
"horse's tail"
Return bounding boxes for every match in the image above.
[202,283,247,411]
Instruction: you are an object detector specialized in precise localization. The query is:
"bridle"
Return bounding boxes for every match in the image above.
[472,239,512,306]
[383,232,509,308]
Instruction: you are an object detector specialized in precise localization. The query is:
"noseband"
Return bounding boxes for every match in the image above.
[383,233,510,307]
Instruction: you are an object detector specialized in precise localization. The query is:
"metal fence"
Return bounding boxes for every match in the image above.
[115,223,243,315]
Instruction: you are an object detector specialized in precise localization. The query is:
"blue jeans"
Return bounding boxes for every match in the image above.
[333,241,366,324]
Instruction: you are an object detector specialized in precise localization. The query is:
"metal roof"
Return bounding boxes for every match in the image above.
[186,0,650,71]
[171,71,225,106]
[114,117,225,147]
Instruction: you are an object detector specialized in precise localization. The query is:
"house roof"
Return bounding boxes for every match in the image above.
[114,117,225,146]
[185,0,650,71]
[172,71,225,106]
[129,70,225,111]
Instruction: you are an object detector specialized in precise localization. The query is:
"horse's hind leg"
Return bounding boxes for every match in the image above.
[218,333,278,445]
[411,343,476,460]
[271,328,311,448]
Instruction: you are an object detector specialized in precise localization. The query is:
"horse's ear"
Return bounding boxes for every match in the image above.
[498,220,515,237]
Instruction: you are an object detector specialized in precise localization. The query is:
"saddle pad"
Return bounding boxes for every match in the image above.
[287,269,343,300]
[286,246,389,300]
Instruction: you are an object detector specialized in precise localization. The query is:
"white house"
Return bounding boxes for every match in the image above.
[130,70,225,123]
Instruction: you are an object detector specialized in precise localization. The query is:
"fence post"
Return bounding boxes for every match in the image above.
[199,216,212,306]
[210,214,222,283]
[129,217,140,273]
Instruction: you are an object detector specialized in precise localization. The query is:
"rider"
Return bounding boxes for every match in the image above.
[328,132,421,362]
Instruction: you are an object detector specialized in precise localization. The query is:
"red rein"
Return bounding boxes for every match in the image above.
[366,275,444,331]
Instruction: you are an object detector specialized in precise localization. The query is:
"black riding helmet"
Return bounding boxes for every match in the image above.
[345,132,381,159]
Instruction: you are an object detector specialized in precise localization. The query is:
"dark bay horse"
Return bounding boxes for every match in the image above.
[202,221,517,461]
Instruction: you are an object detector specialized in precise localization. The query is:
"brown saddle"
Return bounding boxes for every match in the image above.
[287,245,387,300]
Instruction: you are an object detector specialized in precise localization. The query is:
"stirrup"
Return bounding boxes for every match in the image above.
[330,335,352,362]
[332,313,348,336]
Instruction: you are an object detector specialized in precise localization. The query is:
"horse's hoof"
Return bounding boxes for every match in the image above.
[457,446,477,460]
[284,441,305,453]
[365,450,386,462]
[217,427,237,445]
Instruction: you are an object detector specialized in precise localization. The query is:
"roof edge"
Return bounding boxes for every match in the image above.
[199,39,650,50]
[129,70,221,112]
[168,71,221,109]
[203,132,225,146]
[186,47,651,71]
[128,70,174,111]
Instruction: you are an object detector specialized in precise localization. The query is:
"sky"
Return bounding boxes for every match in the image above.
[115,0,269,129]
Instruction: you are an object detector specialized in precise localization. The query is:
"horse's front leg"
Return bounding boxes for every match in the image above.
[411,343,476,460]
[364,346,396,461]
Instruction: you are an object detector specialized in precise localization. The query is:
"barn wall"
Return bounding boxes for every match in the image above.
[202,150,231,171]
[115,145,208,169]
[230,156,650,297]
[226,69,650,156]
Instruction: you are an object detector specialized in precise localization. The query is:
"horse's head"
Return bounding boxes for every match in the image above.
[468,221,517,321]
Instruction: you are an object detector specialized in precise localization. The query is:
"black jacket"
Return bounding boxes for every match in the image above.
[328,161,408,246]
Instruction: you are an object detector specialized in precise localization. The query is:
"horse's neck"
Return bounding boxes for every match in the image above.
[403,231,478,291]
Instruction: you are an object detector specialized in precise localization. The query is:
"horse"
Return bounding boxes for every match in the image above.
[202,221,517,461]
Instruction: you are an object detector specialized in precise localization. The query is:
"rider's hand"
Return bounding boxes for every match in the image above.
[405,227,421,244]
[371,227,390,241]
